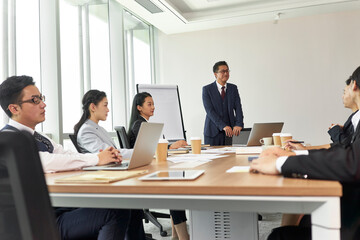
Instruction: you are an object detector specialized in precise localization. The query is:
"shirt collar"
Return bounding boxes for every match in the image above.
[216,81,226,91]
[8,119,35,135]
[351,110,360,131]
[141,116,149,122]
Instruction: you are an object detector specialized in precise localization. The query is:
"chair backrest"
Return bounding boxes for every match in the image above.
[69,134,82,153]
[0,131,60,240]
[114,126,131,149]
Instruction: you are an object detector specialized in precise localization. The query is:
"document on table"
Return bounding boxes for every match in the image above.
[202,147,236,154]
[235,146,263,155]
[170,161,209,169]
[226,166,250,173]
[167,154,227,163]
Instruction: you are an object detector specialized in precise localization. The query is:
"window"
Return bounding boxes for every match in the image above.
[88,3,112,131]
[15,0,41,83]
[124,11,153,116]
[59,0,82,134]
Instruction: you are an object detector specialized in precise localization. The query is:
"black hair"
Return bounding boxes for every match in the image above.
[351,66,360,86]
[0,75,35,118]
[74,89,107,136]
[128,92,152,135]
[213,61,229,73]
[345,66,360,86]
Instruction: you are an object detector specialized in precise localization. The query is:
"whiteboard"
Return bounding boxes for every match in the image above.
[137,84,186,141]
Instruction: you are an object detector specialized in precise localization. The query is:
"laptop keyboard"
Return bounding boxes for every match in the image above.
[107,162,129,168]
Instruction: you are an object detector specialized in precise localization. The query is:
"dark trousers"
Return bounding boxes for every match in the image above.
[205,131,232,146]
[268,215,311,240]
[170,210,187,225]
[56,208,145,240]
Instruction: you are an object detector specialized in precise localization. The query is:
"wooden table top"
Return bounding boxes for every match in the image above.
[46,153,342,197]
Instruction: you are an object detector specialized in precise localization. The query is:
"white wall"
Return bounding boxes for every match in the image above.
[156,9,360,145]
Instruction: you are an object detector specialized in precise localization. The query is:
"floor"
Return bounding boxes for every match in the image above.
[144,210,282,240]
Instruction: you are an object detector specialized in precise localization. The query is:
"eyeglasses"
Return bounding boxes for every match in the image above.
[216,70,230,74]
[18,95,45,105]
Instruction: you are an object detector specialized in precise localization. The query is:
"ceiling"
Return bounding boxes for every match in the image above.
[117,0,360,34]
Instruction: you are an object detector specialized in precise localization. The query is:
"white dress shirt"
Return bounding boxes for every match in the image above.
[216,81,227,95]
[8,119,98,173]
[276,110,360,173]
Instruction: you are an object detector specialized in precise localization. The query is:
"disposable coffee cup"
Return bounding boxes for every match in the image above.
[156,139,168,162]
[191,137,201,154]
[280,133,292,147]
[272,133,281,146]
[259,137,272,146]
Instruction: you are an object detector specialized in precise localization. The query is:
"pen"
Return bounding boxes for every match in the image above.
[289,141,304,144]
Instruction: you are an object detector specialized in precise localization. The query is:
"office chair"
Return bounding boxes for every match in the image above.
[114,125,171,236]
[114,126,131,149]
[68,134,82,153]
[0,131,60,240]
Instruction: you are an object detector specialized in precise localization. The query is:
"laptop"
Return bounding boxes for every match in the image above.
[232,122,284,146]
[83,122,164,171]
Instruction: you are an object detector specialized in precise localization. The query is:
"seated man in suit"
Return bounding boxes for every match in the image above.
[250,66,360,240]
[0,75,145,240]
[202,61,244,146]
[328,75,359,145]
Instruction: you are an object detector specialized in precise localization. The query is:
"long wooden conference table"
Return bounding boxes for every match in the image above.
[46,152,342,240]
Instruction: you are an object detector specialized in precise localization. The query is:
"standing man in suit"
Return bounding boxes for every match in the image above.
[202,61,244,146]
[250,66,360,240]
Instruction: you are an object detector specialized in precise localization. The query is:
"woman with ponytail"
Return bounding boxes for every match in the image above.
[74,90,145,239]
[74,90,133,159]
[128,92,189,240]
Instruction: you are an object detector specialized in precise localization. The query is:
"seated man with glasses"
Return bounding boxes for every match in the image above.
[202,61,244,146]
[0,75,146,240]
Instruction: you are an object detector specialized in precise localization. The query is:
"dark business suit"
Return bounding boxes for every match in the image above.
[270,119,360,240]
[328,110,357,146]
[128,117,147,148]
[202,81,244,146]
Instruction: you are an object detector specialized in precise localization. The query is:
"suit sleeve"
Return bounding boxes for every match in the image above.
[328,125,343,144]
[202,86,227,130]
[282,138,360,182]
[232,85,244,128]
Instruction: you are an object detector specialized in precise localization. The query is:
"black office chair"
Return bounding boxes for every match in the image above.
[0,130,60,240]
[114,125,171,236]
[69,134,82,153]
[114,126,131,149]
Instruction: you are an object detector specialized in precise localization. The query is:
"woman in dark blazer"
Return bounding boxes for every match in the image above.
[128,92,189,240]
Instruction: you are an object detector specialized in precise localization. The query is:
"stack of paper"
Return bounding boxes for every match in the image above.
[235,146,263,155]
[54,170,147,184]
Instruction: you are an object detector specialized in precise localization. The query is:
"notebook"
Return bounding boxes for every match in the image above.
[55,170,148,184]
[232,122,284,146]
[83,122,164,171]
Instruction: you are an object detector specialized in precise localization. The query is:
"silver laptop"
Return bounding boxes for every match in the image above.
[232,122,284,146]
[83,122,164,171]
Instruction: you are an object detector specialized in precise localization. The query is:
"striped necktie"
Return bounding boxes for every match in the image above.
[34,131,54,153]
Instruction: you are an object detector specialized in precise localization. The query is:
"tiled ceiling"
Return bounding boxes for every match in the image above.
[118,0,360,34]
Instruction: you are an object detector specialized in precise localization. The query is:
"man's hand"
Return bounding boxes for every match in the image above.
[97,146,122,165]
[233,126,242,136]
[260,147,295,157]
[329,124,343,130]
[250,155,280,175]
[284,139,306,151]
[223,126,233,137]
[169,140,188,149]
